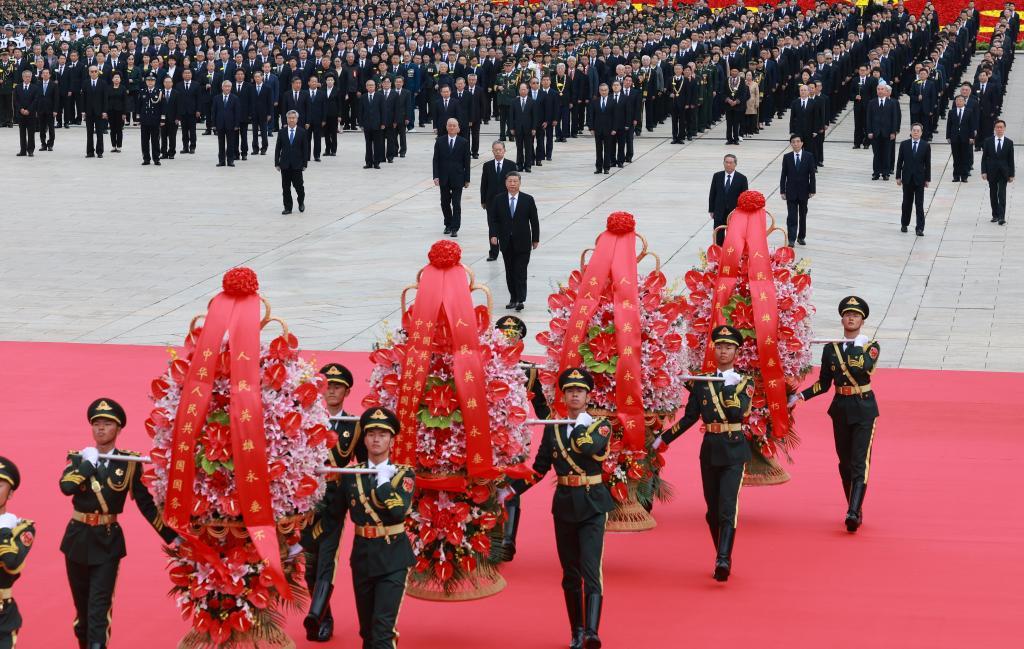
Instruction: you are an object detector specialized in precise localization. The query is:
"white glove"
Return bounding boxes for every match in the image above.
[651,436,665,450]
[375,464,397,487]
[575,412,594,428]
[787,394,799,409]
[287,543,304,559]
[722,370,742,386]
[853,334,870,348]
[80,447,99,465]
[497,487,514,503]
[0,513,19,530]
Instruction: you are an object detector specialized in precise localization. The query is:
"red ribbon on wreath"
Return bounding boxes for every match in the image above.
[703,192,790,439]
[162,268,289,598]
[557,213,646,450]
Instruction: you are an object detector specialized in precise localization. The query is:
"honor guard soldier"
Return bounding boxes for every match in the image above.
[138,74,163,165]
[493,316,549,562]
[1,457,33,649]
[301,362,364,642]
[512,368,612,649]
[332,407,414,649]
[59,399,178,649]
[792,297,880,533]
[655,326,753,582]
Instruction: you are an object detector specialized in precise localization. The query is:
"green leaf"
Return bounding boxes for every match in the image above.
[200,457,218,475]
[207,410,230,425]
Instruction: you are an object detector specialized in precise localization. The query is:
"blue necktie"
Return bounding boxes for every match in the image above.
[289,129,294,144]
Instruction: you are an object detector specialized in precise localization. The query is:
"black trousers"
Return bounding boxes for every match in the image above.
[18,117,35,152]
[786,198,808,243]
[901,181,926,231]
[439,183,463,231]
[236,121,250,156]
[593,132,613,171]
[501,246,530,303]
[37,112,55,147]
[352,567,408,649]
[66,557,119,644]
[543,123,554,160]
[0,599,22,649]
[832,413,877,487]
[813,131,825,164]
[106,111,122,148]
[324,116,339,154]
[573,101,587,133]
[513,129,533,170]
[988,177,1008,220]
[160,121,178,155]
[950,139,971,177]
[85,115,104,155]
[618,129,633,163]
[140,124,159,161]
[498,105,510,139]
[363,128,383,165]
[533,126,545,164]
[712,212,728,246]
[281,168,305,210]
[554,512,606,598]
[307,124,323,160]
[469,121,481,156]
[62,92,77,125]
[700,457,744,542]
[870,135,891,175]
[670,106,684,140]
[217,128,237,163]
[180,115,197,151]
[725,109,742,143]
[557,104,571,139]
[384,125,398,161]
[397,124,407,156]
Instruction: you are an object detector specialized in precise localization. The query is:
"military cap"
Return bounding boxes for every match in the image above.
[145,73,156,80]
[87,398,126,427]
[711,324,744,346]
[495,315,527,341]
[320,362,353,387]
[0,456,20,491]
[839,296,869,318]
[559,367,594,392]
[359,407,399,436]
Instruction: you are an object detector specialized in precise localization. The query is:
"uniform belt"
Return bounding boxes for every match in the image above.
[0,587,11,600]
[705,422,743,433]
[837,384,871,396]
[72,511,118,526]
[556,474,603,487]
[353,523,406,539]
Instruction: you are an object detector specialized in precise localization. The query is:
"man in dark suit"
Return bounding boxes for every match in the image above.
[850,65,871,148]
[895,124,932,236]
[230,70,253,160]
[13,70,39,156]
[305,76,326,162]
[465,74,486,158]
[432,118,472,237]
[909,68,937,141]
[588,83,615,173]
[80,65,108,158]
[981,120,1015,225]
[509,82,535,172]
[780,135,817,246]
[275,110,307,214]
[974,70,999,151]
[488,171,540,311]
[177,69,201,154]
[360,79,385,168]
[379,77,398,163]
[608,82,628,168]
[722,68,749,145]
[480,140,516,261]
[620,77,642,163]
[789,84,819,154]
[36,68,59,151]
[392,77,412,158]
[708,155,748,246]
[159,76,180,159]
[866,83,900,180]
[249,71,274,155]
[946,94,977,182]
[432,85,460,135]
[282,76,309,131]
[210,80,241,166]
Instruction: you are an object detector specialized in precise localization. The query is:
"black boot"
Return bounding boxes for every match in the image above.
[565,591,584,649]
[304,580,333,641]
[713,524,735,582]
[583,593,603,649]
[501,496,521,562]
[317,605,334,642]
[846,482,866,532]
[88,644,106,649]
[706,515,719,549]
[842,479,851,504]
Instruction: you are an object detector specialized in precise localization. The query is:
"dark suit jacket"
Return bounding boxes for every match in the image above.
[379,89,397,125]
[866,97,900,136]
[360,92,385,130]
[588,96,615,134]
[306,88,326,125]
[282,89,309,124]
[323,87,342,119]
[789,98,820,137]
[392,88,411,124]
[480,158,515,207]
[176,80,201,117]
[13,83,40,120]
[945,105,977,141]
[250,83,274,120]
[432,96,461,131]
[780,151,817,200]
[275,126,307,170]
[981,136,1015,180]
[81,78,108,116]
[36,81,58,115]
[160,88,181,121]
[895,139,931,185]
[432,135,471,186]
[210,92,241,130]
[488,191,540,252]
[708,170,749,219]
[509,96,535,132]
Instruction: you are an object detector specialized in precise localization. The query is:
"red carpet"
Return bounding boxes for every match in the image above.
[1,340,1021,648]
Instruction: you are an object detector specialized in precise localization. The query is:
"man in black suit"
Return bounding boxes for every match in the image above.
[509,82,535,172]
[159,76,180,159]
[946,94,977,182]
[608,82,628,168]
[392,77,412,158]
[210,80,241,166]
[36,68,59,151]
[282,76,309,130]
[230,70,253,160]
[779,135,817,246]
[360,79,385,169]
[895,124,932,236]
[379,77,398,163]
[432,118,472,237]
[620,76,642,163]
[80,66,108,158]
[981,120,1015,225]
[850,65,871,148]
[13,70,39,156]
[177,69,201,154]
[708,154,748,246]
[465,74,486,158]
[488,171,540,311]
[249,71,274,155]
[275,110,306,215]
[432,85,461,136]
[305,76,326,162]
[481,140,515,261]
[789,84,819,154]
[866,83,900,180]
[722,68,749,145]
[588,83,615,173]
[974,70,999,151]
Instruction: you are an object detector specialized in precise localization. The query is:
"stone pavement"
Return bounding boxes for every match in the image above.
[0,57,1020,371]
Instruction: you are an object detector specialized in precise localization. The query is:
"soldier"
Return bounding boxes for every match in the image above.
[655,325,753,582]
[512,368,612,649]
[60,398,179,649]
[301,362,363,643]
[137,74,163,165]
[1,457,33,649]
[496,59,518,141]
[331,407,414,649]
[792,297,880,533]
[0,51,15,128]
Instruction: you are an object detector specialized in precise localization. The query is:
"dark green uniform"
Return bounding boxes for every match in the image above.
[60,400,176,649]
[1,457,32,649]
[496,66,519,140]
[800,296,880,532]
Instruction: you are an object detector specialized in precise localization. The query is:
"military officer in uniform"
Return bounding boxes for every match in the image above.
[512,368,612,649]
[496,59,519,141]
[655,325,753,582]
[301,362,363,642]
[137,74,163,165]
[59,399,178,649]
[792,297,880,533]
[331,407,414,649]
[1,457,33,649]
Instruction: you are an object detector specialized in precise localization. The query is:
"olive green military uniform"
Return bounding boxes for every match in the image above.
[0,58,16,127]
[496,65,520,140]
[1,457,32,649]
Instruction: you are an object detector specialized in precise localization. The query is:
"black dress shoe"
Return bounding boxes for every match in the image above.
[16,152,26,156]
[282,209,292,215]
[298,203,305,213]
[871,175,879,180]
[999,220,1006,226]
[797,239,806,245]
[444,227,451,235]
[216,162,225,167]
[882,175,890,181]
[315,157,321,162]
[594,169,602,174]
[961,178,967,183]
[86,153,95,158]
[28,151,34,157]
[952,176,960,182]
[505,302,516,309]
[154,160,161,165]
[450,231,458,238]
[991,216,1000,222]
[486,255,498,262]
[227,162,235,167]
[373,164,380,169]
[515,302,524,312]
[180,149,188,154]
[617,163,623,168]
[603,169,609,174]
[535,161,542,167]
[901,226,908,233]
[363,164,372,169]
[241,154,247,160]
[916,230,924,236]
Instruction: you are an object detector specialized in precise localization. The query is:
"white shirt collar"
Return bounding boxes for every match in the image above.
[367,458,390,470]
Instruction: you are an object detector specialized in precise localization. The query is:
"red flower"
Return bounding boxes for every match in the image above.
[459,555,478,574]
[293,382,320,409]
[151,378,169,400]
[202,423,231,462]
[610,481,629,503]
[730,302,754,330]
[736,190,766,210]
[606,212,636,234]
[422,382,459,417]
[434,561,454,581]
[427,240,462,268]
[294,475,319,498]
[470,533,491,555]
[222,267,260,296]
[664,333,683,352]
[468,484,490,504]
[588,331,617,363]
